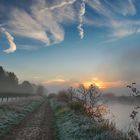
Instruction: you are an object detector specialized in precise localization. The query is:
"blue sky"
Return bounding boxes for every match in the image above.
[0,0,140,94]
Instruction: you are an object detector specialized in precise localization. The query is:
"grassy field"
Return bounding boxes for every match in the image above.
[0,94,135,140]
[0,96,44,138]
[49,96,128,140]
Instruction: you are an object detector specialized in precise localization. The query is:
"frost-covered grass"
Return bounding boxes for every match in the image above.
[49,98,128,140]
[0,96,44,137]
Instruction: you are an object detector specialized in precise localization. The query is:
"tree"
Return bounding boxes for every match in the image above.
[77,84,88,105]
[127,83,140,139]
[67,87,75,101]
[88,84,101,107]
[127,83,140,97]
[0,66,19,92]
[8,72,18,86]
[36,85,45,96]
[20,81,33,93]
[67,84,105,121]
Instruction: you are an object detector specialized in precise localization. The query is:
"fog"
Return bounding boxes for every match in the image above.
[0,66,46,96]
[105,99,140,133]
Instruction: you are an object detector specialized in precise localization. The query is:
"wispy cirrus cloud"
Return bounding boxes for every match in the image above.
[0,0,139,52]
[31,0,65,45]
[1,28,16,53]
[39,0,87,39]
[40,0,77,12]
[112,28,137,38]
[87,0,114,18]
[87,0,140,42]
[87,0,136,18]
[8,9,50,45]
[5,0,78,48]
[104,0,136,16]
[109,19,140,40]
[1,0,88,53]
[43,78,66,85]
[42,78,79,92]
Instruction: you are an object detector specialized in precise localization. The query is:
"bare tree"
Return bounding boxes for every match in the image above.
[127,83,140,97]
[67,87,75,101]
[88,84,101,107]
[86,84,104,120]
[127,83,140,140]
[77,84,88,106]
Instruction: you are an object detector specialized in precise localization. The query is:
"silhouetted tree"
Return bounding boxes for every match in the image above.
[67,87,75,101]
[8,72,18,86]
[66,84,105,121]
[127,83,140,97]
[36,85,45,96]
[77,84,88,105]
[0,66,19,92]
[127,83,140,139]
[0,66,46,97]
[20,81,33,93]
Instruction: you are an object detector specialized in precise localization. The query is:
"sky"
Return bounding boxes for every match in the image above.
[0,0,140,94]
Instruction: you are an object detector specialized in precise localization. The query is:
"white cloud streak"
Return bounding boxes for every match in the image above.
[86,0,139,42]
[6,0,78,47]
[78,0,86,39]
[31,1,65,45]
[87,0,114,18]
[8,9,50,45]
[104,0,136,16]
[40,0,87,40]
[1,28,16,53]
[0,0,139,52]
[87,0,136,18]
[113,29,136,38]
[40,0,77,12]
[110,19,140,39]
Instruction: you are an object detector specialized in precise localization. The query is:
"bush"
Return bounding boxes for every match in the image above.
[57,91,70,102]
[47,93,56,99]
[49,98,128,140]
[68,101,85,113]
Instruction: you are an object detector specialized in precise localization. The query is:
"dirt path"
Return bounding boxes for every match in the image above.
[3,101,55,140]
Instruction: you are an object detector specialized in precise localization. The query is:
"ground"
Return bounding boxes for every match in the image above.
[2,101,55,140]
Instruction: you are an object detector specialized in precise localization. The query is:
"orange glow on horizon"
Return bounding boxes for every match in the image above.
[82,78,124,89]
[42,77,124,90]
[83,80,107,89]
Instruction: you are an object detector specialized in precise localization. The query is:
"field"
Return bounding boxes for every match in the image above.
[49,96,128,140]
[0,96,46,139]
[0,93,138,140]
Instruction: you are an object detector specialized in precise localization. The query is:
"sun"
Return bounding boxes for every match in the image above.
[83,80,107,89]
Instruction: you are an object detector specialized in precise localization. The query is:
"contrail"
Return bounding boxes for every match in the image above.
[40,0,77,12]
[1,28,16,53]
[40,0,87,39]
[78,0,86,39]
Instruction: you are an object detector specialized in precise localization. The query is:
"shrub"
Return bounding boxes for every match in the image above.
[68,101,85,113]
[47,93,56,99]
[49,98,128,140]
[57,91,70,102]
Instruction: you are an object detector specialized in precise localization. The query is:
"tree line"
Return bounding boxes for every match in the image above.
[0,66,45,96]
